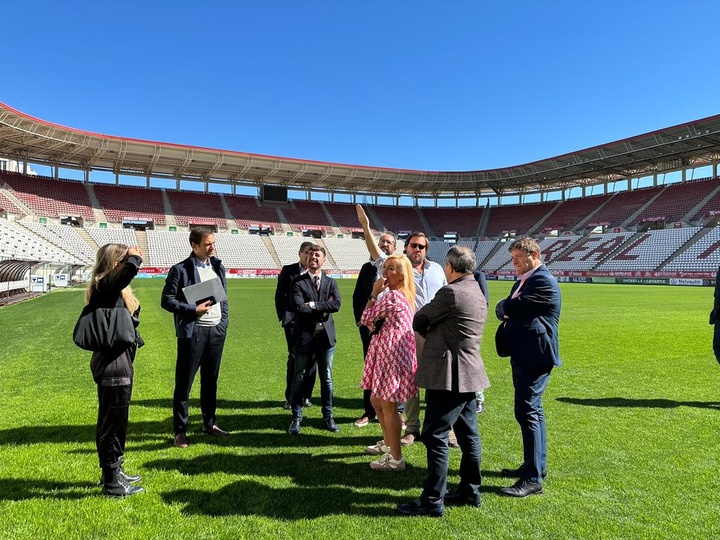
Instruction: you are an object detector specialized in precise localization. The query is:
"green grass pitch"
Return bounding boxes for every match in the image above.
[0,279,718,539]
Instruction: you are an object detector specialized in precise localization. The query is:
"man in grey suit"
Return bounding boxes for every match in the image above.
[397,245,490,517]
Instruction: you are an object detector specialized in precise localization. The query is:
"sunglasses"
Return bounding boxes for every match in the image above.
[408,242,427,250]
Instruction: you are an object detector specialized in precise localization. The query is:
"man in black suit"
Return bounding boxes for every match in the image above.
[710,264,720,364]
[496,237,561,497]
[473,269,489,414]
[352,231,397,427]
[161,227,230,449]
[288,245,342,435]
[275,241,316,409]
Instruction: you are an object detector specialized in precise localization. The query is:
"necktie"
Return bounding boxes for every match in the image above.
[313,276,320,294]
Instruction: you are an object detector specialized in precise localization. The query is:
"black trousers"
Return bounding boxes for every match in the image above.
[420,389,481,509]
[713,321,720,364]
[284,323,317,402]
[91,347,134,471]
[173,324,226,433]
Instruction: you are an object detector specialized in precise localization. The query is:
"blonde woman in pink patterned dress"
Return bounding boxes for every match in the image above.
[360,254,417,471]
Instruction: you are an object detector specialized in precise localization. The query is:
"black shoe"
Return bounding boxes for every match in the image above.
[444,490,481,508]
[499,479,543,498]
[288,419,301,435]
[324,417,340,433]
[101,468,145,498]
[202,424,229,436]
[303,398,313,408]
[500,465,548,479]
[397,498,444,517]
[97,467,142,486]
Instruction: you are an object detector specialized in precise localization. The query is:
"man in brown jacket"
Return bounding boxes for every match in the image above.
[397,245,490,517]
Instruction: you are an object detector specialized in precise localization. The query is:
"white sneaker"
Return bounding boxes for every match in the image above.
[370,453,406,471]
[365,440,390,455]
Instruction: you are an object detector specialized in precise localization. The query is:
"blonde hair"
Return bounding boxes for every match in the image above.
[383,254,416,311]
[85,243,140,313]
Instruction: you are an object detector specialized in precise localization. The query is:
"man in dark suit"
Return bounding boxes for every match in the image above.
[161,227,230,448]
[496,236,561,498]
[288,244,342,435]
[351,230,397,427]
[397,245,490,517]
[275,240,316,409]
[710,264,720,364]
[473,269,489,414]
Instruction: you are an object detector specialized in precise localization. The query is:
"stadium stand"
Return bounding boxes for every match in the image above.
[547,231,636,271]
[19,221,95,265]
[269,235,311,266]
[0,218,85,265]
[280,200,332,233]
[165,190,227,228]
[595,228,699,271]
[85,227,139,252]
[324,202,368,234]
[474,239,499,270]
[584,185,662,228]
[690,178,720,221]
[0,171,95,221]
[483,201,558,237]
[371,205,424,235]
[664,226,720,272]
[426,239,474,266]
[146,230,190,267]
[213,232,276,269]
[634,179,717,225]
[423,207,484,238]
[0,186,26,215]
[3,170,720,279]
[534,194,613,233]
[93,184,167,225]
[322,237,372,270]
[225,195,283,231]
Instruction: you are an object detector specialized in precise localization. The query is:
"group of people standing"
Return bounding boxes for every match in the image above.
[83,222,562,515]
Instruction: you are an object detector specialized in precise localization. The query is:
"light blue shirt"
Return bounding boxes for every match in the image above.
[414,259,446,310]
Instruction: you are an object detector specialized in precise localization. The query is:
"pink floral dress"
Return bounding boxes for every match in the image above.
[360,289,418,403]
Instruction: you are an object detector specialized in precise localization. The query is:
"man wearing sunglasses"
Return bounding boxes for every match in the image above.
[401,231,447,446]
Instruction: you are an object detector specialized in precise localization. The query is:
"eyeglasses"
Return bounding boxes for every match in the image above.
[409,242,427,250]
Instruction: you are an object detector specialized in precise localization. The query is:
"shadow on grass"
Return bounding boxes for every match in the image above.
[162,478,403,518]
[145,449,501,495]
[146,451,424,491]
[0,415,383,449]
[132,396,364,411]
[557,396,720,409]
[0,478,93,501]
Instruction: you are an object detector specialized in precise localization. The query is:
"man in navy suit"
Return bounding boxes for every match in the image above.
[275,241,317,409]
[161,227,230,448]
[288,244,342,435]
[710,264,720,364]
[495,237,561,497]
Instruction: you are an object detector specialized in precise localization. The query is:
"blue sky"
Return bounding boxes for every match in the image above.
[2,1,719,173]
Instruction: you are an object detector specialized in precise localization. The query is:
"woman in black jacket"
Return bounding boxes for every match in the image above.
[85,243,145,497]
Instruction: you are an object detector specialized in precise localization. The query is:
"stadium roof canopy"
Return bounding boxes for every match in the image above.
[1,100,719,198]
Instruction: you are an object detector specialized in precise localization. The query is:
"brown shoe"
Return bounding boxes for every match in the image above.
[174,433,189,448]
[400,431,418,446]
[448,429,459,448]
